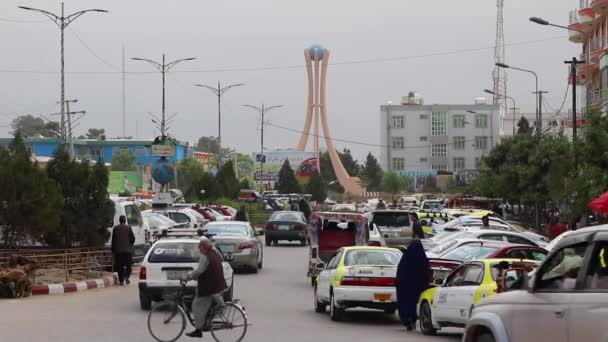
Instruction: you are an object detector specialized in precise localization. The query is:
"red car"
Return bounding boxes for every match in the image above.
[485,244,547,261]
[209,205,235,217]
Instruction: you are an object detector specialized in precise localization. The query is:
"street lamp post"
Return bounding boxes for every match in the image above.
[495,63,541,139]
[19,3,107,143]
[484,89,518,136]
[132,54,196,137]
[529,17,585,166]
[195,82,244,169]
[243,104,283,175]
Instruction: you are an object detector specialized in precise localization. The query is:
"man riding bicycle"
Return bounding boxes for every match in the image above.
[183,237,227,338]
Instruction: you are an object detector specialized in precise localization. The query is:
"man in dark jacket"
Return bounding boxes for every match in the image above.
[184,237,227,338]
[111,215,135,285]
[410,213,425,239]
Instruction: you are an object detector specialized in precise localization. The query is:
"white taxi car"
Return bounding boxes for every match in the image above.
[313,246,402,321]
[138,231,234,310]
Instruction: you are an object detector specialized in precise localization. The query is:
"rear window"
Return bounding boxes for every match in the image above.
[442,245,499,262]
[271,212,303,222]
[372,212,410,227]
[343,249,402,266]
[167,212,191,224]
[207,225,249,236]
[148,242,199,263]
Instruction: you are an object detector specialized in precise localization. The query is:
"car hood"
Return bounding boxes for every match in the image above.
[475,289,535,307]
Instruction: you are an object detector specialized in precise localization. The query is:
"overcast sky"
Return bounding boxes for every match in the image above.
[0,0,576,160]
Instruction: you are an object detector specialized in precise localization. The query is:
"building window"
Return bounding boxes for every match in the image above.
[453,114,466,128]
[113,146,129,156]
[89,146,104,157]
[431,112,447,136]
[135,146,150,157]
[475,114,488,129]
[453,157,465,170]
[419,157,428,163]
[475,136,488,150]
[419,114,428,120]
[432,164,447,171]
[392,116,404,129]
[419,136,428,142]
[392,137,404,150]
[431,144,447,157]
[392,158,405,171]
[453,136,465,150]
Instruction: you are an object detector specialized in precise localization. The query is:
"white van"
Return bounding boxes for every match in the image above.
[105,198,150,257]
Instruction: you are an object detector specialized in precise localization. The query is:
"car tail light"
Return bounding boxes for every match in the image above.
[311,248,318,259]
[239,242,254,250]
[340,276,396,287]
[368,241,381,247]
[139,266,147,280]
[294,224,306,231]
[265,223,274,230]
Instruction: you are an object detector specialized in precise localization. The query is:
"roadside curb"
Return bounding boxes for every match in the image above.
[31,273,119,296]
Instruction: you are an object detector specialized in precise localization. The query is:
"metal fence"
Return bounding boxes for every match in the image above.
[0,248,143,283]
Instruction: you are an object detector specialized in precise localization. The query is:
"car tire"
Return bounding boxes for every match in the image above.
[223,278,234,302]
[257,250,263,269]
[139,293,152,311]
[265,237,272,246]
[273,239,279,246]
[329,291,344,321]
[420,301,437,336]
[384,308,397,315]
[314,286,326,313]
[476,333,496,342]
[310,276,316,287]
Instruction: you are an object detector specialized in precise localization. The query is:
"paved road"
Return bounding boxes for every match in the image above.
[0,243,461,342]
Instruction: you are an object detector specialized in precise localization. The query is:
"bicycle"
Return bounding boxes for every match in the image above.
[148,280,248,342]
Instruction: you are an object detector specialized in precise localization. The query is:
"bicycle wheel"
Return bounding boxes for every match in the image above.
[209,302,248,342]
[148,301,187,342]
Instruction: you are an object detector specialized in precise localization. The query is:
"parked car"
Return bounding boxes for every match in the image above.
[209,205,237,217]
[368,223,387,247]
[264,211,309,246]
[137,230,234,310]
[485,244,547,261]
[147,208,207,229]
[105,198,149,257]
[427,239,512,261]
[418,258,541,336]
[142,212,181,236]
[425,229,541,254]
[205,221,264,272]
[331,203,358,212]
[464,225,608,342]
[366,210,413,247]
[313,246,403,321]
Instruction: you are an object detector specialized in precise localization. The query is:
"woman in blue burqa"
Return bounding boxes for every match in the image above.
[396,239,430,331]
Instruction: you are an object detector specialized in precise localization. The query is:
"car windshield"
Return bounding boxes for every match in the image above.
[429,239,460,254]
[148,242,200,263]
[144,215,167,227]
[208,208,225,217]
[271,212,303,222]
[206,225,249,236]
[343,249,402,266]
[442,245,500,262]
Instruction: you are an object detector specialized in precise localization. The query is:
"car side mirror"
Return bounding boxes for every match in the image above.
[315,262,326,271]
[433,278,444,286]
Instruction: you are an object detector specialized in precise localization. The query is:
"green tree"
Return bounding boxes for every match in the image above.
[276,160,301,194]
[177,158,205,200]
[192,172,222,202]
[339,148,360,177]
[111,149,137,171]
[360,152,383,191]
[11,115,60,138]
[381,170,408,201]
[85,128,105,139]
[305,170,327,202]
[46,148,114,247]
[319,149,361,184]
[517,116,532,135]
[239,178,252,190]
[0,132,62,246]
[216,160,240,199]
[235,153,254,179]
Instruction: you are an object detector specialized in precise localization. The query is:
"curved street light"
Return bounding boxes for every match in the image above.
[484,89,518,135]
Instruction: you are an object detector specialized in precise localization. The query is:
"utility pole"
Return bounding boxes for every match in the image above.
[19,3,107,143]
[244,103,283,175]
[132,54,196,137]
[54,99,85,159]
[566,57,584,167]
[195,82,244,169]
[533,91,549,139]
[122,43,126,138]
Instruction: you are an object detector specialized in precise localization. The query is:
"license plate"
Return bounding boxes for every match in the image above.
[374,293,392,302]
[218,244,235,253]
[167,270,188,280]
[278,225,290,230]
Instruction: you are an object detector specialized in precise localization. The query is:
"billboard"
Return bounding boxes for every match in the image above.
[252,151,318,184]
[109,171,143,195]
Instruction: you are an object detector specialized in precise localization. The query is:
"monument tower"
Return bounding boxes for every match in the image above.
[296,44,365,195]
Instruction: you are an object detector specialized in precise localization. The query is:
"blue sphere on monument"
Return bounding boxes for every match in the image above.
[309,44,325,61]
[152,158,175,185]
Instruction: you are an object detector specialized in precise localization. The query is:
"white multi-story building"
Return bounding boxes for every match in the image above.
[501,112,568,138]
[379,94,499,173]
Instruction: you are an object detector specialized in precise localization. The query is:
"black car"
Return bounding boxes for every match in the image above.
[264,211,309,246]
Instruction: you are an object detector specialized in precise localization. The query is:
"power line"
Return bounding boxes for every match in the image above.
[0,17,47,23]
[0,35,565,75]
[68,27,120,71]
[263,120,480,149]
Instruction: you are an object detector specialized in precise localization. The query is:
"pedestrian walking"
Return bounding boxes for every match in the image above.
[376,198,387,209]
[235,205,250,222]
[410,213,425,239]
[396,239,430,331]
[299,198,311,221]
[481,214,491,228]
[290,200,300,211]
[111,215,135,285]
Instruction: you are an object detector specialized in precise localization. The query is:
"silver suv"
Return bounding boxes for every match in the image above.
[464,225,608,342]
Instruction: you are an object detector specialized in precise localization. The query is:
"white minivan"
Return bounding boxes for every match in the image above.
[105,198,150,256]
